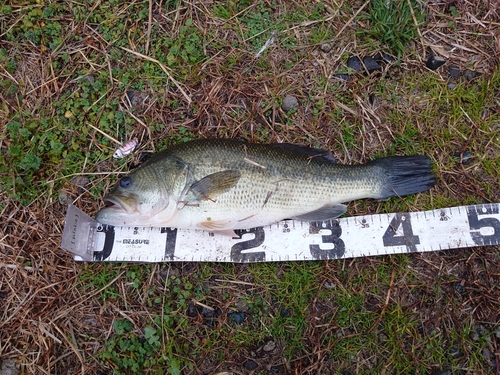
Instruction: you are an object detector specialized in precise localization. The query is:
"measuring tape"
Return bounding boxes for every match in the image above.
[61,203,500,262]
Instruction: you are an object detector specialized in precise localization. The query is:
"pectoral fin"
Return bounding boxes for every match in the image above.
[292,203,347,221]
[190,170,241,201]
[200,219,237,237]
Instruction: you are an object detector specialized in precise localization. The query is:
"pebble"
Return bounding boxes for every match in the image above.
[432,369,451,375]
[447,83,456,90]
[58,191,74,206]
[333,73,350,82]
[453,151,473,165]
[282,95,299,112]
[369,94,376,105]
[320,43,332,52]
[243,359,258,370]
[263,340,276,352]
[464,69,481,81]
[229,312,245,324]
[449,346,463,358]
[482,348,492,362]
[186,304,199,317]
[270,365,282,373]
[449,65,461,78]
[373,52,395,64]
[347,56,363,71]
[362,56,381,73]
[426,55,446,70]
[454,283,465,293]
[71,176,90,187]
[0,359,20,375]
[280,307,293,317]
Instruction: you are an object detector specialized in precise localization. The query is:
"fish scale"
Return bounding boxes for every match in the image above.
[96,139,436,231]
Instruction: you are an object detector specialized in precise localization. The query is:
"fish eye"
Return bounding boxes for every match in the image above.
[119,176,132,188]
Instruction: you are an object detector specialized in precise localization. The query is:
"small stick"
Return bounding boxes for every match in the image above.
[87,123,121,145]
[120,47,191,104]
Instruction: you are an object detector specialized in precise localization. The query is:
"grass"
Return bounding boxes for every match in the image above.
[1,0,500,374]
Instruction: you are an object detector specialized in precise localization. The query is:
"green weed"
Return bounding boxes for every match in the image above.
[357,0,425,57]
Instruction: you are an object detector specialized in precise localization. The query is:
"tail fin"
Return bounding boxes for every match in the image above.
[372,156,437,199]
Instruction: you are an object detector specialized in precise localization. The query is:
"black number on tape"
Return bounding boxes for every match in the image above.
[309,220,345,259]
[161,227,178,260]
[467,205,500,246]
[382,213,420,252]
[231,227,266,262]
[94,225,115,261]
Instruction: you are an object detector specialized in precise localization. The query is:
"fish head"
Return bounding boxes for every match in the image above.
[96,158,189,226]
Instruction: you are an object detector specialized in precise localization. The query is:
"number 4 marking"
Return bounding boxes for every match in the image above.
[382,213,420,252]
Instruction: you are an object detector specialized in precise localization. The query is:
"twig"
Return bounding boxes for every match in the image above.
[86,123,121,145]
[406,0,424,62]
[120,47,192,104]
[146,0,153,54]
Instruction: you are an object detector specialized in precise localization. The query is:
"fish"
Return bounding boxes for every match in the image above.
[113,137,138,159]
[96,138,436,231]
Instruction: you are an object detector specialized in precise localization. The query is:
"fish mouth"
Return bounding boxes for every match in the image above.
[102,195,137,214]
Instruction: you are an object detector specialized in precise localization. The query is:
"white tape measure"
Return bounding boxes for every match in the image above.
[61,203,500,262]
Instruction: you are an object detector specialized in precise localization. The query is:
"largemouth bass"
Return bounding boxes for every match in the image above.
[96,139,436,231]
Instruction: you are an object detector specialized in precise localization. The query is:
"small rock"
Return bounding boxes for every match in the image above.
[186,304,199,317]
[323,280,335,289]
[453,151,473,164]
[347,56,363,71]
[447,83,456,90]
[464,69,481,81]
[333,73,350,82]
[369,93,376,105]
[320,43,332,52]
[426,55,446,70]
[270,365,282,373]
[235,299,249,312]
[263,340,276,352]
[0,359,20,375]
[71,176,90,187]
[282,95,299,112]
[470,331,480,342]
[495,327,500,339]
[363,56,381,73]
[449,346,463,358]
[243,359,258,370]
[201,307,214,317]
[373,52,395,64]
[482,348,492,361]
[449,65,461,78]
[58,191,74,205]
[280,308,292,317]
[229,312,245,324]
[454,283,465,293]
[432,370,451,375]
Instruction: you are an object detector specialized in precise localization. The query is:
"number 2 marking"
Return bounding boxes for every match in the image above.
[231,227,266,262]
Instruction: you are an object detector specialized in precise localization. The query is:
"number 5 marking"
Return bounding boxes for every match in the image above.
[467,205,500,246]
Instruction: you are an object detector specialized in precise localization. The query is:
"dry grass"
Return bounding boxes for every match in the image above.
[1,0,500,374]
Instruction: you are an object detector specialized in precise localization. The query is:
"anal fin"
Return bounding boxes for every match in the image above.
[292,203,347,221]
